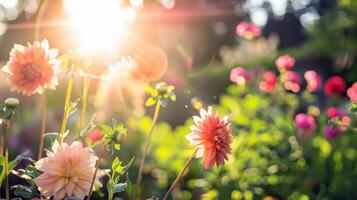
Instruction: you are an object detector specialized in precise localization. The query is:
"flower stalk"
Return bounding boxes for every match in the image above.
[163,148,198,200]
[79,77,91,136]
[37,93,46,159]
[2,119,10,200]
[87,142,106,200]
[59,74,74,144]
[134,101,161,200]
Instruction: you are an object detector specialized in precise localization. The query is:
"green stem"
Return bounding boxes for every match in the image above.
[79,78,91,136]
[162,148,198,200]
[133,101,161,200]
[2,119,10,200]
[59,74,74,144]
[37,93,46,159]
[108,189,114,200]
[87,143,105,200]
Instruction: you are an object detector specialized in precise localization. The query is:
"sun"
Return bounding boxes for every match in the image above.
[64,0,137,53]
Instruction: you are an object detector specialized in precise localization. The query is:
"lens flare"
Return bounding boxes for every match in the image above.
[64,0,136,53]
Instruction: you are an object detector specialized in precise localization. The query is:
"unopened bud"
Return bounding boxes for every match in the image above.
[4,98,20,108]
[117,132,127,143]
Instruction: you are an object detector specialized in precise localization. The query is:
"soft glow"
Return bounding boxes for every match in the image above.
[64,0,136,53]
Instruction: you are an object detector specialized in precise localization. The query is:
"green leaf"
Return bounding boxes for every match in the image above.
[112,157,123,174]
[113,183,127,193]
[114,143,121,151]
[145,97,157,107]
[0,152,28,185]
[12,185,40,199]
[68,99,80,116]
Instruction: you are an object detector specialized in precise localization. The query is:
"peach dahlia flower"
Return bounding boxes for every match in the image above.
[34,141,101,200]
[186,107,232,169]
[2,40,58,95]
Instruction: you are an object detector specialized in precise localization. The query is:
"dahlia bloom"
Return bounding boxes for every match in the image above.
[324,126,341,140]
[186,107,232,169]
[304,70,322,92]
[259,71,278,93]
[236,22,261,40]
[324,76,346,96]
[229,67,252,86]
[347,82,357,102]
[281,71,301,93]
[131,44,168,82]
[294,113,316,133]
[2,40,58,96]
[34,141,101,200]
[275,55,295,71]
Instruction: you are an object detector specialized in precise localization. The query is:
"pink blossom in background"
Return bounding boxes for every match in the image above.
[304,70,322,92]
[229,67,252,86]
[186,107,232,169]
[324,76,346,96]
[259,71,278,93]
[282,71,301,93]
[34,141,102,200]
[236,22,261,40]
[347,82,357,102]
[2,40,58,96]
[327,107,345,119]
[275,55,295,71]
[294,113,317,133]
[324,126,341,139]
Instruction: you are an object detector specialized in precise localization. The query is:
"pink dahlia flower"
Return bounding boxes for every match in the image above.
[347,82,357,102]
[282,71,301,93]
[34,141,101,200]
[324,126,341,140]
[294,113,316,133]
[327,107,345,119]
[275,55,295,71]
[186,107,232,169]
[229,67,252,86]
[2,40,58,95]
[304,70,322,92]
[236,22,261,40]
[87,128,103,143]
[259,71,278,93]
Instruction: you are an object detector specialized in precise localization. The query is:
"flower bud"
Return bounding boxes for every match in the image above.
[156,82,168,95]
[4,98,20,108]
[117,132,127,143]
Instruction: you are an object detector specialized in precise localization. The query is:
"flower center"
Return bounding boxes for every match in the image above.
[22,64,41,81]
[213,126,229,152]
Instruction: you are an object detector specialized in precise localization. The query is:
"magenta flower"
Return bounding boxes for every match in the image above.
[347,82,357,102]
[236,22,261,40]
[259,71,278,93]
[282,71,301,93]
[323,126,341,140]
[229,67,252,86]
[304,70,322,92]
[275,55,295,71]
[294,113,316,133]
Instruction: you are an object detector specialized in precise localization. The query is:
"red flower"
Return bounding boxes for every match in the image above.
[281,71,301,93]
[229,67,252,85]
[347,82,357,102]
[2,40,58,95]
[324,76,346,96]
[236,22,261,40]
[304,70,322,92]
[186,107,232,169]
[259,71,278,93]
[327,107,345,119]
[87,128,103,143]
[275,55,295,71]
